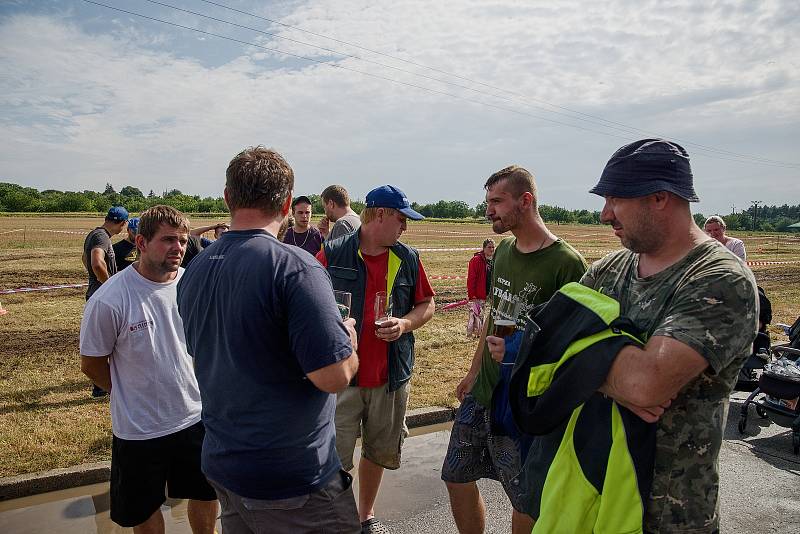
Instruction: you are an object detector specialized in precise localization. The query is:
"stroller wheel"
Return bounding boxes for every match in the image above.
[737,417,747,435]
[756,405,768,419]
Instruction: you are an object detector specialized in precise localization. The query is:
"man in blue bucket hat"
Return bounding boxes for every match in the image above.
[564,139,758,532]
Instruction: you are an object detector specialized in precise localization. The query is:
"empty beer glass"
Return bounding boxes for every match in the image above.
[374,291,393,330]
[334,290,352,320]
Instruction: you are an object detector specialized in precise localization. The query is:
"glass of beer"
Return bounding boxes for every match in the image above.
[334,291,352,320]
[493,298,520,338]
[374,291,393,330]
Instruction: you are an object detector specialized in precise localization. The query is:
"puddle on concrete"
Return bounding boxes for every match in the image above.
[0,422,452,533]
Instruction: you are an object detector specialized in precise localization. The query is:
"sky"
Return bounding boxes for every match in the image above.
[1,0,798,214]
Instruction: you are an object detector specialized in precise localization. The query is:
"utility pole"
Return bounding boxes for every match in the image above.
[750,200,761,232]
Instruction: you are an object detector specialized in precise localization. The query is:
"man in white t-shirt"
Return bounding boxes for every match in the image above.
[704,215,746,260]
[80,205,218,533]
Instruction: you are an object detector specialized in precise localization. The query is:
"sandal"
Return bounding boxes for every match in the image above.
[361,517,390,534]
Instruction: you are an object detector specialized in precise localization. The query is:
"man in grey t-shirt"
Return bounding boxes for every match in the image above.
[83,206,128,300]
[82,205,128,397]
[319,184,361,241]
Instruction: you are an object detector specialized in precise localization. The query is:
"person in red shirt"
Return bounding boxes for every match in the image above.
[466,238,495,337]
[316,185,435,533]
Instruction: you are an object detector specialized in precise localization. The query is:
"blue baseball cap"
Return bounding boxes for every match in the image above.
[106,206,129,222]
[126,217,140,234]
[365,185,424,220]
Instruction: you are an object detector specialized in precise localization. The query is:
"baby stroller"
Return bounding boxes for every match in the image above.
[738,316,800,454]
[735,287,773,391]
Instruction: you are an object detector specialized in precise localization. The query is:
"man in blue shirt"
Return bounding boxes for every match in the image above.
[177,146,361,533]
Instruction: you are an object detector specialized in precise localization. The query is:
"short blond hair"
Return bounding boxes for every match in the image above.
[360,207,396,225]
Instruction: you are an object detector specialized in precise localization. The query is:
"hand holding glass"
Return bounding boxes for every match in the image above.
[493,298,520,338]
[334,290,352,320]
[374,291,393,330]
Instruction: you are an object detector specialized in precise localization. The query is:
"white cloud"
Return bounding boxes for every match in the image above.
[0,0,797,214]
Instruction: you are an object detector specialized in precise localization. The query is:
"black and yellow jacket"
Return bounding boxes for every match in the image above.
[509,282,656,534]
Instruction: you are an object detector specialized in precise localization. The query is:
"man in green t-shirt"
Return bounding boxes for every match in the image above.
[579,139,757,533]
[442,165,586,533]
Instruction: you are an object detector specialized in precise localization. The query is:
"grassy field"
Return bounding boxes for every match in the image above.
[1,215,799,478]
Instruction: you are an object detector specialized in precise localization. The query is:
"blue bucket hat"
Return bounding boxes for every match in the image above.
[126,217,140,234]
[106,206,129,222]
[590,139,699,202]
[365,185,424,220]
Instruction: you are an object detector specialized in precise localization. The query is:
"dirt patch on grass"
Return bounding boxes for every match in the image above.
[0,325,78,360]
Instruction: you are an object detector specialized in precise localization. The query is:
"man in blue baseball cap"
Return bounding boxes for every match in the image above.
[113,216,139,271]
[82,205,128,396]
[316,184,434,532]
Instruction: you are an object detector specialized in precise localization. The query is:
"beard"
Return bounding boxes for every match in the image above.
[616,210,661,254]
[491,206,522,234]
[142,255,181,276]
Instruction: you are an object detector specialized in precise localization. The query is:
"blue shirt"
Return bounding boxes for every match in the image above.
[177,229,353,499]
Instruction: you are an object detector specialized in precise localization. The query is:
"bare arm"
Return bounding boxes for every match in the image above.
[306,352,359,393]
[90,248,110,282]
[190,223,226,237]
[81,355,112,392]
[306,318,359,393]
[376,297,436,342]
[456,318,489,401]
[600,336,708,421]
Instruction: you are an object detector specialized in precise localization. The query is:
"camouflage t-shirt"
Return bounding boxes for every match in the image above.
[580,240,757,533]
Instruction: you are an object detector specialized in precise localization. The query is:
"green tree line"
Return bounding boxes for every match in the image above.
[0,182,227,214]
[1,181,798,231]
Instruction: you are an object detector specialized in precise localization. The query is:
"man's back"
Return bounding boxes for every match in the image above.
[329,212,361,241]
[581,240,757,531]
[112,239,137,271]
[177,229,353,500]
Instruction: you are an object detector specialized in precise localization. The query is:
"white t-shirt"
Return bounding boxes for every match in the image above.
[80,266,202,440]
[725,237,746,260]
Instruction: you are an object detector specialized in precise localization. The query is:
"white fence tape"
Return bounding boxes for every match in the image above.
[40,229,92,235]
[0,283,88,295]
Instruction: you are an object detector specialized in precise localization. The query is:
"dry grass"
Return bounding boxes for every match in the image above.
[1,215,799,477]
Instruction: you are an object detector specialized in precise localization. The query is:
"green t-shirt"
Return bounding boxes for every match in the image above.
[471,237,587,408]
[580,240,757,533]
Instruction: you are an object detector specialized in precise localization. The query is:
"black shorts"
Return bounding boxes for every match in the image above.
[110,421,217,527]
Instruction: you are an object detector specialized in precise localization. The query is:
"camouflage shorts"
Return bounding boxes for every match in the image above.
[441,394,527,512]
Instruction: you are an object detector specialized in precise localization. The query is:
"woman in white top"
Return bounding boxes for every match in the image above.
[704,215,746,260]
